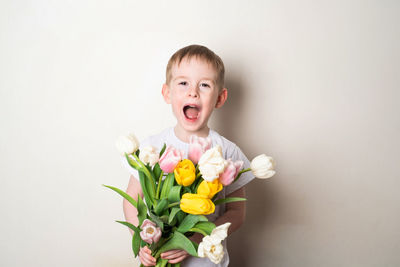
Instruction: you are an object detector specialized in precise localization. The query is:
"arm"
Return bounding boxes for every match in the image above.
[214,187,246,235]
[123,175,144,230]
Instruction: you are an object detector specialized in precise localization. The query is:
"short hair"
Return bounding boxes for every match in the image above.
[166,44,225,90]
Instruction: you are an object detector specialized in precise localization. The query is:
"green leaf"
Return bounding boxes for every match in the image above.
[190,221,216,236]
[159,143,167,157]
[154,198,169,216]
[190,241,198,252]
[132,231,141,257]
[148,212,164,231]
[103,185,137,209]
[188,227,207,236]
[155,231,197,258]
[153,163,162,182]
[115,221,141,257]
[138,171,155,207]
[214,197,247,206]
[177,214,208,234]
[160,173,175,199]
[168,207,181,224]
[183,186,191,194]
[176,210,185,224]
[168,185,182,203]
[137,194,147,225]
[134,154,156,199]
[159,215,169,223]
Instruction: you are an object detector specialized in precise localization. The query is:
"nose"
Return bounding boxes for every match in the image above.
[187,85,199,98]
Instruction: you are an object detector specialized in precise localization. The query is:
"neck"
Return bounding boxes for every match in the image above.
[174,125,210,143]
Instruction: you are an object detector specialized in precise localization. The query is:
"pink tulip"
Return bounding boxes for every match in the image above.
[188,135,212,164]
[159,146,184,173]
[140,219,162,244]
[219,159,244,186]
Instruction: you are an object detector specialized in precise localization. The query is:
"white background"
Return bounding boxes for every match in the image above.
[1,0,399,266]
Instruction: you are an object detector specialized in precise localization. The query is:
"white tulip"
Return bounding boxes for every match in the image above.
[139,146,159,166]
[250,154,276,179]
[198,145,226,182]
[115,133,139,155]
[197,223,231,264]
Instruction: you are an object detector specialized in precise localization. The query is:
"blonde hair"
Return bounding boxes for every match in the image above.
[166,45,225,90]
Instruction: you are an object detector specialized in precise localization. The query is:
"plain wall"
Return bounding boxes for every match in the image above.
[1,0,399,266]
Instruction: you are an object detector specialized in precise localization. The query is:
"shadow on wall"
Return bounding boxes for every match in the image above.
[211,67,246,143]
[212,68,279,267]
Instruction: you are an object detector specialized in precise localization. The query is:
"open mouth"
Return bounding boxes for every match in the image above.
[183,104,200,120]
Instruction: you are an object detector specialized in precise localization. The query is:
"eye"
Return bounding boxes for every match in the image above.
[200,83,210,88]
[179,81,188,86]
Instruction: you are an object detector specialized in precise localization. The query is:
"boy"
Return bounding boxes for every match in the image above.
[123,45,254,266]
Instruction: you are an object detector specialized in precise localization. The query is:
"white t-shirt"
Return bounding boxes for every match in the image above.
[122,127,255,267]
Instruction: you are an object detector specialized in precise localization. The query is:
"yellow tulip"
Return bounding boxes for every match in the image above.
[197,180,223,199]
[180,193,215,215]
[174,159,196,186]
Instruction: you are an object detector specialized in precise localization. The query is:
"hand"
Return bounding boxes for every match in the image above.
[161,249,189,264]
[139,246,156,266]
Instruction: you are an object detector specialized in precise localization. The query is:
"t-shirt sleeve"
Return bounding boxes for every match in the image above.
[225,145,255,195]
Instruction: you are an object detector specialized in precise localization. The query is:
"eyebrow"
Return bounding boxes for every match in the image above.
[173,76,216,84]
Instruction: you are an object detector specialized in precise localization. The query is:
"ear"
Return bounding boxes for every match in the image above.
[162,83,171,104]
[215,88,228,108]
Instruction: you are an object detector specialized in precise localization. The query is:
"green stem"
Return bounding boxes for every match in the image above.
[233,168,251,183]
[156,172,164,199]
[125,153,139,169]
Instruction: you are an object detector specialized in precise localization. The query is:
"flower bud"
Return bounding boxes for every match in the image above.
[174,159,196,186]
[219,159,243,186]
[140,219,162,244]
[159,146,184,173]
[115,133,139,155]
[198,146,225,182]
[197,180,223,199]
[188,135,212,164]
[250,154,276,179]
[198,222,231,264]
[180,193,215,215]
[139,146,159,166]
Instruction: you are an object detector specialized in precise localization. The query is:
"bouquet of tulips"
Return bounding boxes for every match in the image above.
[104,134,275,267]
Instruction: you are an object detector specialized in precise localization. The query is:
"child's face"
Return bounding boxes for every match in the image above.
[162,57,227,137]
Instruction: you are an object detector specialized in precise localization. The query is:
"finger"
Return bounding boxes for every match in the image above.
[162,250,188,260]
[160,249,183,258]
[168,254,189,264]
[139,247,156,266]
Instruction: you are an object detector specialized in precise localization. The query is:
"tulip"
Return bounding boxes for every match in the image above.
[197,180,223,199]
[219,159,243,186]
[250,154,276,179]
[115,133,139,155]
[174,159,196,186]
[158,146,184,173]
[198,222,231,264]
[139,146,159,166]
[140,219,162,244]
[198,146,225,182]
[180,193,215,215]
[188,135,212,164]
